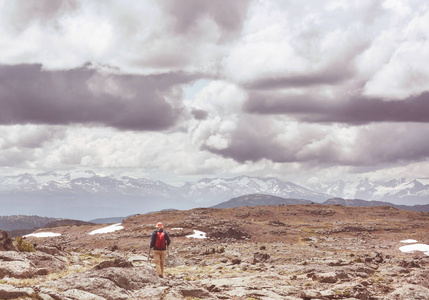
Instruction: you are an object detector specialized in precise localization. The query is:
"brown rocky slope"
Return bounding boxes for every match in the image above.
[1,204,429,299]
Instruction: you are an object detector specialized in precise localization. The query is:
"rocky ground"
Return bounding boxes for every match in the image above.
[1,204,429,299]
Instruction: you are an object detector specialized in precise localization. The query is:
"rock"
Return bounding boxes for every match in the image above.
[312,272,338,283]
[231,258,241,265]
[93,257,133,270]
[0,283,35,299]
[0,251,25,262]
[35,245,62,255]
[0,231,16,251]
[253,252,270,264]
[37,293,56,300]
[62,288,106,300]
[300,289,323,300]
[399,259,421,269]
[24,251,67,273]
[35,268,49,276]
[0,260,34,279]
[132,287,170,299]
[164,289,186,300]
[386,284,429,300]
[46,266,159,299]
[374,252,384,264]
[179,287,216,299]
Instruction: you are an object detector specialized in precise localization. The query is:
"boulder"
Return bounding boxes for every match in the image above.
[35,245,62,255]
[46,266,159,299]
[62,289,106,300]
[300,289,323,300]
[179,287,216,299]
[312,272,338,283]
[93,257,133,270]
[0,251,24,262]
[0,231,16,251]
[386,284,429,300]
[253,252,270,264]
[0,284,35,299]
[24,251,67,273]
[399,259,421,269]
[0,260,34,279]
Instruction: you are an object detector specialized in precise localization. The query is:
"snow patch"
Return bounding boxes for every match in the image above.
[186,230,207,239]
[171,228,183,230]
[401,239,419,243]
[89,223,124,235]
[399,244,429,256]
[24,232,61,238]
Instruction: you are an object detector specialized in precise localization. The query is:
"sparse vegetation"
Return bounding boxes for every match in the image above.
[16,236,35,252]
[202,246,225,255]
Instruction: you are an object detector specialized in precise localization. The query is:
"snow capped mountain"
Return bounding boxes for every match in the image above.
[182,175,329,203]
[1,171,428,219]
[309,178,429,205]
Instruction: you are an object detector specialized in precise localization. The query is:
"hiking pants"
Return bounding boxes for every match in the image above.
[153,250,167,276]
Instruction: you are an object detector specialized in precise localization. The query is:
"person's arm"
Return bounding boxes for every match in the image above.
[165,231,171,246]
[150,231,156,248]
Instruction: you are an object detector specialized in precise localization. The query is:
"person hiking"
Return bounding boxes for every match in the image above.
[150,222,171,278]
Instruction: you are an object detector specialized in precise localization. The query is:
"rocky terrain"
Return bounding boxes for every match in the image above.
[1,204,429,299]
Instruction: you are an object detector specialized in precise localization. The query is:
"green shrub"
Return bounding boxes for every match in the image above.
[16,236,35,252]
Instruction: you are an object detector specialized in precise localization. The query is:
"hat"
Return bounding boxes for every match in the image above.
[156,222,163,228]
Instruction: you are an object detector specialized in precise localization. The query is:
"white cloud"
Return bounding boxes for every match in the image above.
[363,6,429,99]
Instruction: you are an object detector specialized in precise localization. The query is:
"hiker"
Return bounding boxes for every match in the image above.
[150,222,171,278]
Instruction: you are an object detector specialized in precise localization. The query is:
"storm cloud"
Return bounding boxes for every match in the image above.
[0,64,197,130]
[245,91,429,124]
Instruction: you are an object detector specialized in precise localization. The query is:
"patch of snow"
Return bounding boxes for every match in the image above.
[89,223,124,235]
[186,230,207,239]
[401,239,419,243]
[399,244,429,256]
[171,228,183,230]
[24,232,61,238]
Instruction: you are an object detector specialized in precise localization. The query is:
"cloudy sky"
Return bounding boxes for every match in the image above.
[0,0,428,187]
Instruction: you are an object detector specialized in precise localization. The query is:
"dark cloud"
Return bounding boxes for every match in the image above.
[191,108,208,120]
[204,130,292,164]
[243,69,354,90]
[245,91,429,124]
[0,64,198,131]
[163,0,251,40]
[203,120,429,167]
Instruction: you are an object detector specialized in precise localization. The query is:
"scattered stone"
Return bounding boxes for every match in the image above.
[253,252,270,264]
[0,231,16,251]
[399,259,421,269]
[387,284,429,300]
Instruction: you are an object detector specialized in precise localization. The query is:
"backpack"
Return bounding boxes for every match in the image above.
[155,230,166,249]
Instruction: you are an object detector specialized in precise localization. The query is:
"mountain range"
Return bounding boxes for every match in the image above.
[213,194,429,212]
[1,171,428,220]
